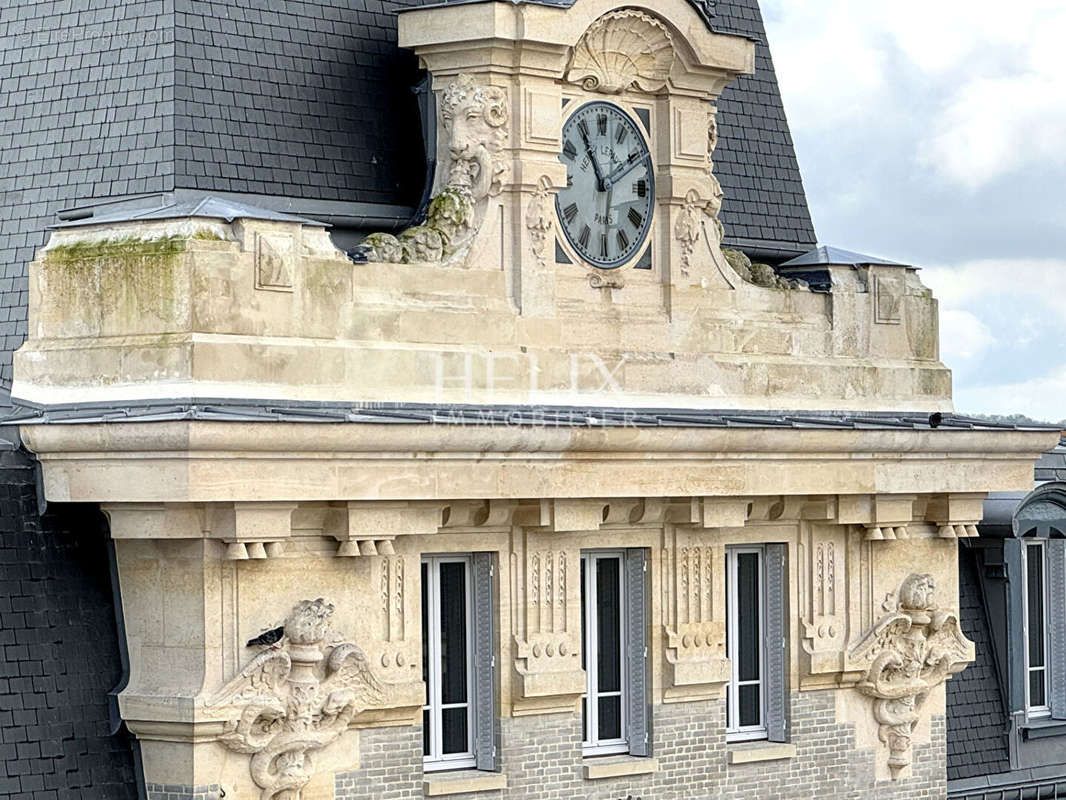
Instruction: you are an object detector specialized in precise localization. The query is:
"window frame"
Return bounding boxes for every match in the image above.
[581,549,630,757]
[725,545,768,743]
[422,554,478,772]
[1022,539,1052,719]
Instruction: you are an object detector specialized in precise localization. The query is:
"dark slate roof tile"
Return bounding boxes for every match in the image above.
[946,548,1011,781]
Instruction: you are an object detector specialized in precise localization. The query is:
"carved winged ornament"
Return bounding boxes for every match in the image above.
[205,599,383,800]
[849,575,973,777]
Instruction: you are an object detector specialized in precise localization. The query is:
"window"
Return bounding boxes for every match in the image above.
[1023,541,1050,717]
[421,554,497,772]
[580,549,650,758]
[726,547,765,740]
[726,544,789,744]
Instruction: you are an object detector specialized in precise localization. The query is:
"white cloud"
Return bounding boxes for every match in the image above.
[939,309,994,363]
[955,369,1066,422]
[763,0,1066,191]
[923,259,1066,315]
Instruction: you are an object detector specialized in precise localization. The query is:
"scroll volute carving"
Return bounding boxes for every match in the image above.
[849,575,974,778]
[509,530,585,712]
[662,528,728,699]
[356,74,510,266]
[205,599,386,800]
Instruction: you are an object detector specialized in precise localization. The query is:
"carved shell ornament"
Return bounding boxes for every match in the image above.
[567,11,676,94]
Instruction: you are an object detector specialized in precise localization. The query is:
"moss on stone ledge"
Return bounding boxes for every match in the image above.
[42,235,195,320]
[44,234,190,266]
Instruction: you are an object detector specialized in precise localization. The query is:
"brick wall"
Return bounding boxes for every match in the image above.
[145,783,221,800]
[336,691,948,799]
[0,447,138,799]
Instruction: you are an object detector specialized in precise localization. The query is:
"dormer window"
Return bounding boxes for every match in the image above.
[1022,540,1051,718]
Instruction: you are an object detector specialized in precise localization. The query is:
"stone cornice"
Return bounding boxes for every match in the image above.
[22,420,1058,504]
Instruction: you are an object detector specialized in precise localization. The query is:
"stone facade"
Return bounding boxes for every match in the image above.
[8,0,1059,798]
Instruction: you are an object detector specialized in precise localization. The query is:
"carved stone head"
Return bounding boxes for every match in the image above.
[440,75,509,197]
[898,574,937,613]
[284,598,335,645]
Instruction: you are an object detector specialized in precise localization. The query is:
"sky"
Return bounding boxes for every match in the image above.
[760,0,1066,420]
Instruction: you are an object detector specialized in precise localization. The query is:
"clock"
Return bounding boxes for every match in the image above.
[556,101,655,269]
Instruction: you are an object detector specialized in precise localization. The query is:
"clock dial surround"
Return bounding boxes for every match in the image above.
[556,101,655,270]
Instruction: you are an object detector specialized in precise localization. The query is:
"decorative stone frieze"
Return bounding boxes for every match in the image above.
[525,178,555,270]
[850,574,973,778]
[674,191,704,278]
[661,527,729,701]
[566,10,676,94]
[798,524,850,677]
[205,599,384,800]
[508,529,585,715]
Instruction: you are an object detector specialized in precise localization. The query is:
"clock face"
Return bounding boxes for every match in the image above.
[556,101,655,269]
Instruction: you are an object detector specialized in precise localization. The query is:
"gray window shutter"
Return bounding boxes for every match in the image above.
[764,543,789,743]
[1004,538,1027,714]
[1048,539,1066,720]
[472,552,499,771]
[625,548,651,757]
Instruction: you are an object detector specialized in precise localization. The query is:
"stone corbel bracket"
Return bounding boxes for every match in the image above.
[328,501,441,558]
[925,493,985,540]
[836,494,917,543]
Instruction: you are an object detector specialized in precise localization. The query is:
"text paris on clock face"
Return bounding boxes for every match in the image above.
[556,101,655,270]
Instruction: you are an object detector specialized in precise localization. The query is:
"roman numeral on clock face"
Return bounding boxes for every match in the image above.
[563,140,577,160]
[577,119,590,140]
[579,225,591,249]
[563,203,579,224]
[628,207,644,229]
[634,180,647,198]
[600,234,608,259]
[617,230,630,252]
[616,126,628,145]
[597,114,608,135]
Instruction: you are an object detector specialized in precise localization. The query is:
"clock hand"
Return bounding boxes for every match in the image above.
[602,152,650,190]
[579,127,607,191]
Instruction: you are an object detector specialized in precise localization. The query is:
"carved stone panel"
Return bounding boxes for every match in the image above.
[255,232,295,292]
[874,272,904,325]
[798,524,849,676]
[509,530,585,714]
[661,527,728,701]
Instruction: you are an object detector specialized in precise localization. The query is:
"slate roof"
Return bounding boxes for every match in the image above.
[947,546,1011,782]
[1035,438,1066,483]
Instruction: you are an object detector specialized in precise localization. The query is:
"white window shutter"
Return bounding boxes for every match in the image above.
[763,543,789,743]
[472,552,499,770]
[625,548,651,757]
